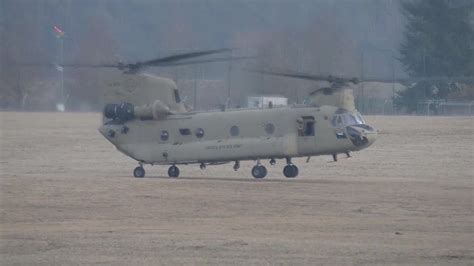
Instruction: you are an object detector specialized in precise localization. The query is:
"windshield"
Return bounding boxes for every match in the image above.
[332,112,365,127]
[354,112,365,124]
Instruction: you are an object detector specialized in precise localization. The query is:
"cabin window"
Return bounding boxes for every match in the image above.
[195,128,204,138]
[304,121,315,136]
[174,89,181,103]
[230,125,239,137]
[331,115,344,127]
[179,128,191,135]
[265,123,275,135]
[298,116,315,136]
[160,130,169,141]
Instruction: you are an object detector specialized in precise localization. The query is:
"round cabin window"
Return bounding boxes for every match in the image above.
[265,123,275,135]
[160,130,169,141]
[230,125,239,137]
[195,128,204,138]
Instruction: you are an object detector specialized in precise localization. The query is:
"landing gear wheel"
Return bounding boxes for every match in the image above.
[283,165,299,178]
[133,166,145,178]
[168,165,180,178]
[251,165,267,179]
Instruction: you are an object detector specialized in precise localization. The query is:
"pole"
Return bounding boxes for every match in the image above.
[423,47,427,100]
[60,37,64,102]
[193,66,197,110]
[360,50,365,114]
[55,34,65,112]
[391,51,395,115]
[227,52,232,108]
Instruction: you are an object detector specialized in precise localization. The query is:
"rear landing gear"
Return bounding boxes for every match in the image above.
[283,164,298,178]
[168,165,180,178]
[233,161,240,171]
[133,166,145,178]
[251,164,267,179]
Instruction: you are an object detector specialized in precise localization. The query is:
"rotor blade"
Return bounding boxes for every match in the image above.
[160,56,257,67]
[60,63,119,68]
[251,68,474,85]
[14,63,56,68]
[15,62,119,68]
[141,48,232,67]
[247,68,355,84]
[361,76,474,83]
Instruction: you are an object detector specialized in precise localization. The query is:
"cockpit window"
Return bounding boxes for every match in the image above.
[332,112,365,127]
[355,112,365,124]
[174,89,181,103]
[342,114,357,125]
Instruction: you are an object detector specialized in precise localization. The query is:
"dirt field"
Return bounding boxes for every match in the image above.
[0,112,473,265]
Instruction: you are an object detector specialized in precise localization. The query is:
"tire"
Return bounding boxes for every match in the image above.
[168,165,180,178]
[283,165,292,178]
[290,165,299,177]
[283,165,298,178]
[133,166,145,178]
[252,165,267,179]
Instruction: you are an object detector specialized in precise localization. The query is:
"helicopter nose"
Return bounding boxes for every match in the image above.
[98,125,117,140]
[364,129,377,147]
[346,125,377,149]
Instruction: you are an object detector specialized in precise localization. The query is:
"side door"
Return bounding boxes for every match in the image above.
[296,116,317,155]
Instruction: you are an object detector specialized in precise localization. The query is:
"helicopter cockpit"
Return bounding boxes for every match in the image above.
[331,109,365,128]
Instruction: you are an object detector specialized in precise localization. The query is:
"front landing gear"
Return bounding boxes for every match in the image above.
[133,165,145,178]
[251,164,267,179]
[168,165,180,178]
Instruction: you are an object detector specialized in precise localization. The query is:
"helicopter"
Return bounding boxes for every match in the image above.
[20,49,474,179]
[96,51,382,179]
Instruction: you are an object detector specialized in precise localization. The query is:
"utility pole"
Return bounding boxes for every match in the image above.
[227,52,232,108]
[360,50,365,114]
[53,25,66,112]
[193,66,198,110]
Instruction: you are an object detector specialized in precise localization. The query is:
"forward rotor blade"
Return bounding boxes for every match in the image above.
[15,48,232,73]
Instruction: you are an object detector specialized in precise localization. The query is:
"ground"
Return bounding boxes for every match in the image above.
[0,112,473,265]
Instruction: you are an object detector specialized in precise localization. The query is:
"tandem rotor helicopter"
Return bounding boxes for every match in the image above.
[58,48,473,179]
[82,48,378,179]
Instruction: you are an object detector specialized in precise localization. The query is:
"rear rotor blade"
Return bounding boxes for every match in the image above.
[248,68,357,84]
[362,76,474,83]
[141,48,232,67]
[61,63,119,68]
[251,68,474,85]
[160,55,257,67]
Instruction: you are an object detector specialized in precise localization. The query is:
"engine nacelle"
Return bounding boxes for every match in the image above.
[134,100,173,120]
[104,102,135,121]
[104,100,172,122]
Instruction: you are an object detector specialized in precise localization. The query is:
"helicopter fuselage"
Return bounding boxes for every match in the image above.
[99,105,377,167]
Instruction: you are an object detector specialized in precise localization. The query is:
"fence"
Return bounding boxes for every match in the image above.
[356,98,399,115]
[417,100,474,116]
[356,98,474,116]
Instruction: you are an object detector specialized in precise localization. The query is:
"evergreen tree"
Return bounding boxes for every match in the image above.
[395,0,474,113]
